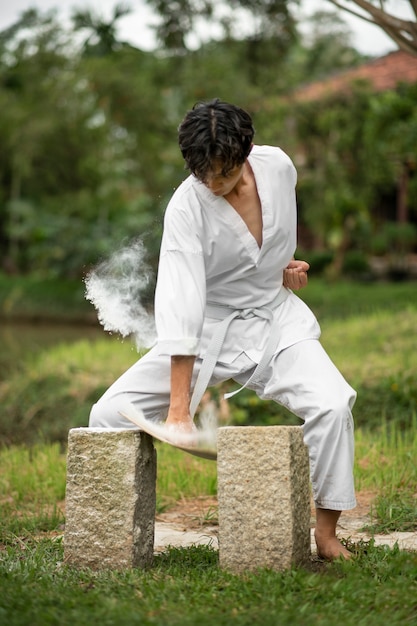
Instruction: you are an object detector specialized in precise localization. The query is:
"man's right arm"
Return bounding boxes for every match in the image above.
[165,355,196,433]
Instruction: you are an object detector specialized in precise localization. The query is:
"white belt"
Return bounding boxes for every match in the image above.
[189,287,290,418]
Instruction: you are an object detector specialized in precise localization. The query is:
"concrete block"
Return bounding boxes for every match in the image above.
[64,428,157,570]
[217,426,311,573]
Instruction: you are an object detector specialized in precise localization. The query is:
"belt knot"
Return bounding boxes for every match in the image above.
[189,287,290,418]
[238,307,273,321]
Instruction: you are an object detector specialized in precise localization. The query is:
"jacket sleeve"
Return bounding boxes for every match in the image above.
[154,202,206,356]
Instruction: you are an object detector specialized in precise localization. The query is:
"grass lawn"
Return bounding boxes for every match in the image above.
[1,442,417,626]
[0,279,416,624]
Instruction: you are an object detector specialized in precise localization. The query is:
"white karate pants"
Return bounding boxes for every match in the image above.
[89,338,356,511]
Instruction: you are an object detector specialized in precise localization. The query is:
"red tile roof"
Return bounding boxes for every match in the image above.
[292,50,417,102]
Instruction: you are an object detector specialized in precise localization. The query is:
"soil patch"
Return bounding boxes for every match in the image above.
[156,491,377,530]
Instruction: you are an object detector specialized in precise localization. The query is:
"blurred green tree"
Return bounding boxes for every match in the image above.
[72,2,132,56]
[1,2,414,281]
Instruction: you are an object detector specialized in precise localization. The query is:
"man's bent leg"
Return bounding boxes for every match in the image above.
[89,348,173,428]
[88,348,242,430]
[255,339,356,559]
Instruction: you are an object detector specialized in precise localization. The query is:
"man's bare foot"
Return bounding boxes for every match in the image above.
[315,508,352,561]
[314,533,352,561]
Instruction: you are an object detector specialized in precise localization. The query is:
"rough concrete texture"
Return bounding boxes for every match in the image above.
[64,428,157,570]
[217,426,311,573]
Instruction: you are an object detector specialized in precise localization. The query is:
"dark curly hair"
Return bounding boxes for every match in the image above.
[178,99,255,182]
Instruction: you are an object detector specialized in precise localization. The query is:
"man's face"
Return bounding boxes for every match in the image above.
[201,162,245,196]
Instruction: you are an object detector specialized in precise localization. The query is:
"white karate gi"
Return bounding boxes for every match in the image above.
[89,145,356,511]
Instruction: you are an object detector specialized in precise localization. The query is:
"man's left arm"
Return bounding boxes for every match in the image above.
[283,259,309,290]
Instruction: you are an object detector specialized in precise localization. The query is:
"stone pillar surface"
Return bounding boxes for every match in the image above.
[217,426,311,573]
[64,428,157,570]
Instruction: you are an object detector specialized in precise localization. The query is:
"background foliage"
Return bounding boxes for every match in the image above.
[1,5,416,280]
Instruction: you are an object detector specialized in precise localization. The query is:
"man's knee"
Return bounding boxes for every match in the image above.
[303,381,356,431]
[328,383,356,415]
[319,383,356,433]
[89,400,113,427]
[88,397,136,429]
[89,401,105,427]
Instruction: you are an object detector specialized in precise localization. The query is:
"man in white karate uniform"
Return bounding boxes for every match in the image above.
[89,99,356,560]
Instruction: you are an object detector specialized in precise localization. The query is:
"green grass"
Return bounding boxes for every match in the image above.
[0,339,141,445]
[298,278,417,320]
[1,420,416,542]
[0,443,217,539]
[156,444,217,511]
[354,421,417,533]
[0,444,66,539]
[1,279,417,624]
[0,441,416,624]
[1,536,417,625]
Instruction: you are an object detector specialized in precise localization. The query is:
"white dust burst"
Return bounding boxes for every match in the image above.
[84,239,156,349]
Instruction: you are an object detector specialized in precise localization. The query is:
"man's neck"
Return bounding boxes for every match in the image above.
[226,161,251,199]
